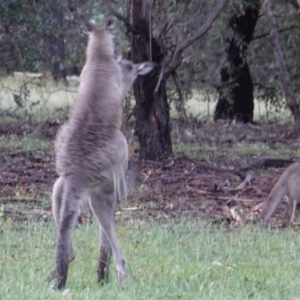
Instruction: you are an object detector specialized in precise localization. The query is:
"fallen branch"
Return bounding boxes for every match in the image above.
[117,206,141,212]
[243,158,295,170]
[213,196,258,202]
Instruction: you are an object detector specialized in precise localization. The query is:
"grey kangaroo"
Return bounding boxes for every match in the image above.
[49,19,155,290]
[261,162,300,222]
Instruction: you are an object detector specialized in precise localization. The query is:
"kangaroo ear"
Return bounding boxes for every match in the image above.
[104,16,115,31]
[116,56,122,63]
[78,15,96,33]
[84,21,97,33]
[137,62,156,75]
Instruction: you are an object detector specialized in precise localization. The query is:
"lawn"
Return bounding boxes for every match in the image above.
[2,217,300,300]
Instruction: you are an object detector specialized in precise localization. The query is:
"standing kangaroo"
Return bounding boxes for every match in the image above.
[49,19,155,290]
[261,162,300,222]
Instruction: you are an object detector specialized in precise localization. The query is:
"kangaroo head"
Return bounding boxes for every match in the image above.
[117,58,156,98]
[83,17,116,60]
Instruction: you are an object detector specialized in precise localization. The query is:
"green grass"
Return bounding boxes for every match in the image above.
[174,143,217,158]
[1,217,300,299]
[0,134,53,152]
[0,76,294,123]
[183,92,293,122]
[235,142,280,158]
[235,142,300,163]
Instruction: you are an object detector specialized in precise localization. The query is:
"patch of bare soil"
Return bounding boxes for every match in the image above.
[0,119,299,227]
[0,146,56,222]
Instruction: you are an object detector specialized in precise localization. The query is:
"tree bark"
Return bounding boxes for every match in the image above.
[214,0,260,123]
[131,0,173,160]
[49,0,67,81]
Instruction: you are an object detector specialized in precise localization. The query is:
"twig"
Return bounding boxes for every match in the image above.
[252,26,296,40]
[171,72,187,120]
[154,55,176,94]
[154,0,228,92]
[117,206,141,212]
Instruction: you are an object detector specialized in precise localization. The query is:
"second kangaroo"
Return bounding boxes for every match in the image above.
[261,162,300,222]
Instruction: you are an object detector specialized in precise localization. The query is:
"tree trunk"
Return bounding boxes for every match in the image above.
[214,0,260,123]
[131,1,173,160]
[49,0,67,81]
[261,0,300,123]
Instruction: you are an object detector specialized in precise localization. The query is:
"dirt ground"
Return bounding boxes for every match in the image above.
[0,119,299,227]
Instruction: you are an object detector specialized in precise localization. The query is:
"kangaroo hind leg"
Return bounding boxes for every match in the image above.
[97,227,112,284]
[89,183,125,287]
[49,177,76,281]
[51,176,86,290]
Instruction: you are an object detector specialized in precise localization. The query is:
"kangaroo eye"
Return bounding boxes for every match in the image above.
[127,65,133,71]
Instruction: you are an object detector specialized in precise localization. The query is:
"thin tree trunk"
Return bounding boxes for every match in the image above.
[261,0,300,121]
[49,0,67,81]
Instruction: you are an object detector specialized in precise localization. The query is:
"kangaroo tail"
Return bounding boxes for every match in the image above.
[113,165,127,203]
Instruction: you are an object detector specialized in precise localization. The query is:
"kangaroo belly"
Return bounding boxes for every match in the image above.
[55,129,127,187]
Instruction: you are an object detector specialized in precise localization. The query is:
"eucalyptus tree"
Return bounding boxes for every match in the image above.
[104,0,228,160]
